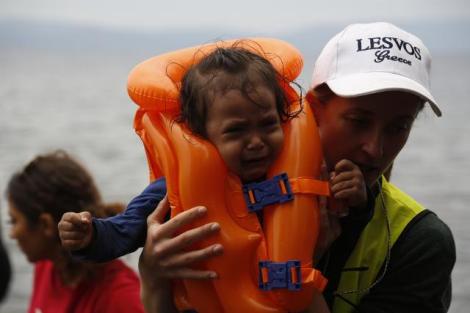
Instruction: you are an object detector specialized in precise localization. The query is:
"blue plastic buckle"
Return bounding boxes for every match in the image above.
[242,173,293,213]
[258,260,301,291]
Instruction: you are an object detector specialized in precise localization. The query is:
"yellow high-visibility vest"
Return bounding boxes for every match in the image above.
[332,177,425,313]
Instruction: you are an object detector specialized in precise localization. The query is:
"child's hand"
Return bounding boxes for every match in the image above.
[329,159,367,214]
[58,211,93,251]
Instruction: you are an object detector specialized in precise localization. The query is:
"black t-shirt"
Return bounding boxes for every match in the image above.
[318,200,455,313]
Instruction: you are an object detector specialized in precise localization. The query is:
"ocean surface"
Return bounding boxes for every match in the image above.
[0,34,469,312]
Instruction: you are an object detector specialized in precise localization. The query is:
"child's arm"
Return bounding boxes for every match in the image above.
[66,178,167,262]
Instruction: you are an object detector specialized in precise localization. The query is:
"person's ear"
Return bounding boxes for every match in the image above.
[306,90,323,126]
[38,213,57,238]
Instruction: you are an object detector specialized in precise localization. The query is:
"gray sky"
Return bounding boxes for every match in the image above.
[1,0,469,32]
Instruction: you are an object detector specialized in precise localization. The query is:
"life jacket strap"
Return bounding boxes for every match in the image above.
[258,260,328,292]
[243,173,294,213]
[243,174,330,213]
[258,260,301,291]
[301,267,329,292]
[289,177,330,196]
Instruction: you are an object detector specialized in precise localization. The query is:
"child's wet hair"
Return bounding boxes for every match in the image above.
[177,45,301,137]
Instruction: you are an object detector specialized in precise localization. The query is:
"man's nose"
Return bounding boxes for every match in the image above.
[362,130,384,159]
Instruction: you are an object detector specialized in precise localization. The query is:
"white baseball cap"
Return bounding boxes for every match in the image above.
[310,22,441,116]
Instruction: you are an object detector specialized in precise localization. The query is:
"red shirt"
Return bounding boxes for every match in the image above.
[28,259,144,313]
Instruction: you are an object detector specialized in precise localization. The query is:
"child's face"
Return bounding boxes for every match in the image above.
[205,85,284,183]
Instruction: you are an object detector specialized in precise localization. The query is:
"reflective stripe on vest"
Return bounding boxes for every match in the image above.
[332,177,425,313]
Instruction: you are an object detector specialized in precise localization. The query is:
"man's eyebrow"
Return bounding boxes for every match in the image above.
[343,107,374,115]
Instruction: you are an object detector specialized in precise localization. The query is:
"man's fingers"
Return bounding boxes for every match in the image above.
[141,197,223,283]
[161,243,224,268]
[163,222,220,255]
[147,195,171,225]
[156,205,208,238]
[172,222,220,250]
[151,221,220,259]
[165,267,218,280]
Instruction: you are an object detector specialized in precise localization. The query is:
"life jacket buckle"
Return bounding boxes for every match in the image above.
[258,260,301,291]
[242,173,294,213]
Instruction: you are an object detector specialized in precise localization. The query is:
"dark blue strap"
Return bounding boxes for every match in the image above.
[258,260,301,291]
[243,173,293,213]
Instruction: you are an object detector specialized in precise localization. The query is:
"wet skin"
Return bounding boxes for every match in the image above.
[8,202,55,263]
[205,85,284,183]
[313,91,422,188]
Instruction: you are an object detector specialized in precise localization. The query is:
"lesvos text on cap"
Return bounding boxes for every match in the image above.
[310,22,441,116]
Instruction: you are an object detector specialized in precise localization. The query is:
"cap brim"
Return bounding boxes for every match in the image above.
[326,72,442,117]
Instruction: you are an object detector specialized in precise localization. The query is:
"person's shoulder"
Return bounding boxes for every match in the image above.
[408,210,454,248]
[382,180,453,238]
[397,209,455,265]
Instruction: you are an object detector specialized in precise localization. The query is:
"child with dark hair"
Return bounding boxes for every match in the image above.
[178,47,296,183]
[58,46,366,264]
[6,150,144,313]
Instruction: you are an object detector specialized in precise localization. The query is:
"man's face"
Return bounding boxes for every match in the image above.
[313,91,421,187]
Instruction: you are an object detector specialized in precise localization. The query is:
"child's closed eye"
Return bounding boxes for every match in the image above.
[222,122,247,136]
[224,127,243,135]
[260,116,281,129]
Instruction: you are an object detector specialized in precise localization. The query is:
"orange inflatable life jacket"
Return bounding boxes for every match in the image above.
[128,38,329,313]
